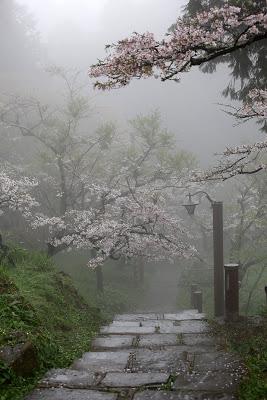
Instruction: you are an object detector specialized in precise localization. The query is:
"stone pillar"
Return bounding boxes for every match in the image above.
[193,290,203,313]
[213,201,224,317]
[224,264,239,321]
[190,284,198,308]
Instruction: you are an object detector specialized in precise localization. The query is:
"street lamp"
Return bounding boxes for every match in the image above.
[183,191,224,317]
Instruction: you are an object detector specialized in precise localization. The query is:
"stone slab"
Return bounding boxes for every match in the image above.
[114,313,164,321]
[39,369,96,388]
[25,388,117,400]
[111,320,175,328]
[100,321,209,335]
[133,390,236,400]
[100,326,156,335]
[101,372,169,387]
[173,370,242,392]
[92,335,135,350]
[176,321,209,334]
[138,334,178,347]
[193,352,242,373]
[138,334,215,348]
[182,334,216,347]
[134,348,190,373]
[164,311,206,321]
[72,351,130,372]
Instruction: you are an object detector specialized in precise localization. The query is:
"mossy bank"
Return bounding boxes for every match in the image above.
[0,247,103,400]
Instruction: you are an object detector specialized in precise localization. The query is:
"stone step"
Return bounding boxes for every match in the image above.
[72,351,130,372]
[24,310,243,400]
[38,368,99,389]
[114,310,205,322]
[101,320,209,335]
[92,333,216,350]
[133,390,236,399]
[100,372,170,388]
[25,388,117,400]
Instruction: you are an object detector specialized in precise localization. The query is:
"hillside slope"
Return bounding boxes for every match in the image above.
[0,247,102,400]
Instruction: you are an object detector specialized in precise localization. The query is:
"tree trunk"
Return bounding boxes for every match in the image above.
[139,258,145,285]
[96,265,104,293]
[133,264,139,287]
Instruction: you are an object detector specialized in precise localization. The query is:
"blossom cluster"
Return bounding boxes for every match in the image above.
[0,170,38,217]
[33,186,195,268]
[194,88,267,181]
[89,5,267,89]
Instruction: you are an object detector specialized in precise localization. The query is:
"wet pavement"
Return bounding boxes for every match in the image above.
[25,310,244,399]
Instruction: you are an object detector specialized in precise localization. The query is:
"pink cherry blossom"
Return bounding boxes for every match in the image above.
[89,5,267,90]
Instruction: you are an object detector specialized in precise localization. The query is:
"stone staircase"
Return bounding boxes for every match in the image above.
[25,310,244,399]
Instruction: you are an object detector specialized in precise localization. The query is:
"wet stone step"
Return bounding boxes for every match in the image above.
[101,321,209,335]
[100,326,156,335]
[173,370,242,392]
[180,333,216,347]
[100,372,170,388]
[92,335,136,350]
[24,311,243,400]
[111,320,175,328]
[25,388,117,400]
[132,348,193,373]
[192,352,243,373]
[133,390,236,399]
[113,310,204,322]
[39,369,97,388]
[163,311,205,320]
[114,313,164,321]
[72,351,130,372]
[92,333,216,350]
[138,334,215,348]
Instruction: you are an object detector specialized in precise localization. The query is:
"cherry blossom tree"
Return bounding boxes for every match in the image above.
[89,4,266,90]
[32,186,195,268]
[0,167,38,260]
[197,88,267,180]
[0,70,196,269]
[0,168,38,217]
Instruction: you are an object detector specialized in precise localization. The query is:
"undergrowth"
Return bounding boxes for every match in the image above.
[211,309,267,400]
[0,246,102,400]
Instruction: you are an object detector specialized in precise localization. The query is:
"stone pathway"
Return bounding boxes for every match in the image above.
[25,310,244,400]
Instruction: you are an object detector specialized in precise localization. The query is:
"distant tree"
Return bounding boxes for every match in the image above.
[0,0,42,75]
[0,68,196,267]
[198,89,267,179]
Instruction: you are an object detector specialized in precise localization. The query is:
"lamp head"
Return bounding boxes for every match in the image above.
[183,193,199,216]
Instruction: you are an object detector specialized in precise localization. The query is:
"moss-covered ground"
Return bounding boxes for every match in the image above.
[211,311,267,400]
[0,247,103,400]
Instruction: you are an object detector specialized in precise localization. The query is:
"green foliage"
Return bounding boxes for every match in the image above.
[211,311,267,400]
[0,247,102,400]
[54,250,146,320]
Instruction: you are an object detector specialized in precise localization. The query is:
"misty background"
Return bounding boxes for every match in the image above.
[11,0,259,165]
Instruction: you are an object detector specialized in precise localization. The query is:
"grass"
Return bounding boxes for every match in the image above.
[0,246,103,400]
[0,246,148,399]
[211,309,267,400]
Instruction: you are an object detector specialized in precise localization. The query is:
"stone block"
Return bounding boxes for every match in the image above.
[133,390,236,399]
[92,335,135,350]
[72,351,130,372]
[25,388,117,400]
[101,372,169,387]
[39,369,96,388]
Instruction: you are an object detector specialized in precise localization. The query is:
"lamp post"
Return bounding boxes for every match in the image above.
[183,192,224,317]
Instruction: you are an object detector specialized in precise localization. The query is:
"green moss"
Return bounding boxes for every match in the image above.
[0,247,102,400]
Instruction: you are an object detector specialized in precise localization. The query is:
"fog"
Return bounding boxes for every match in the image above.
[1,0,266,318]
[16,0,259,165]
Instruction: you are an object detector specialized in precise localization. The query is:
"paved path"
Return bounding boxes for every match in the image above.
[26,310,244,400]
